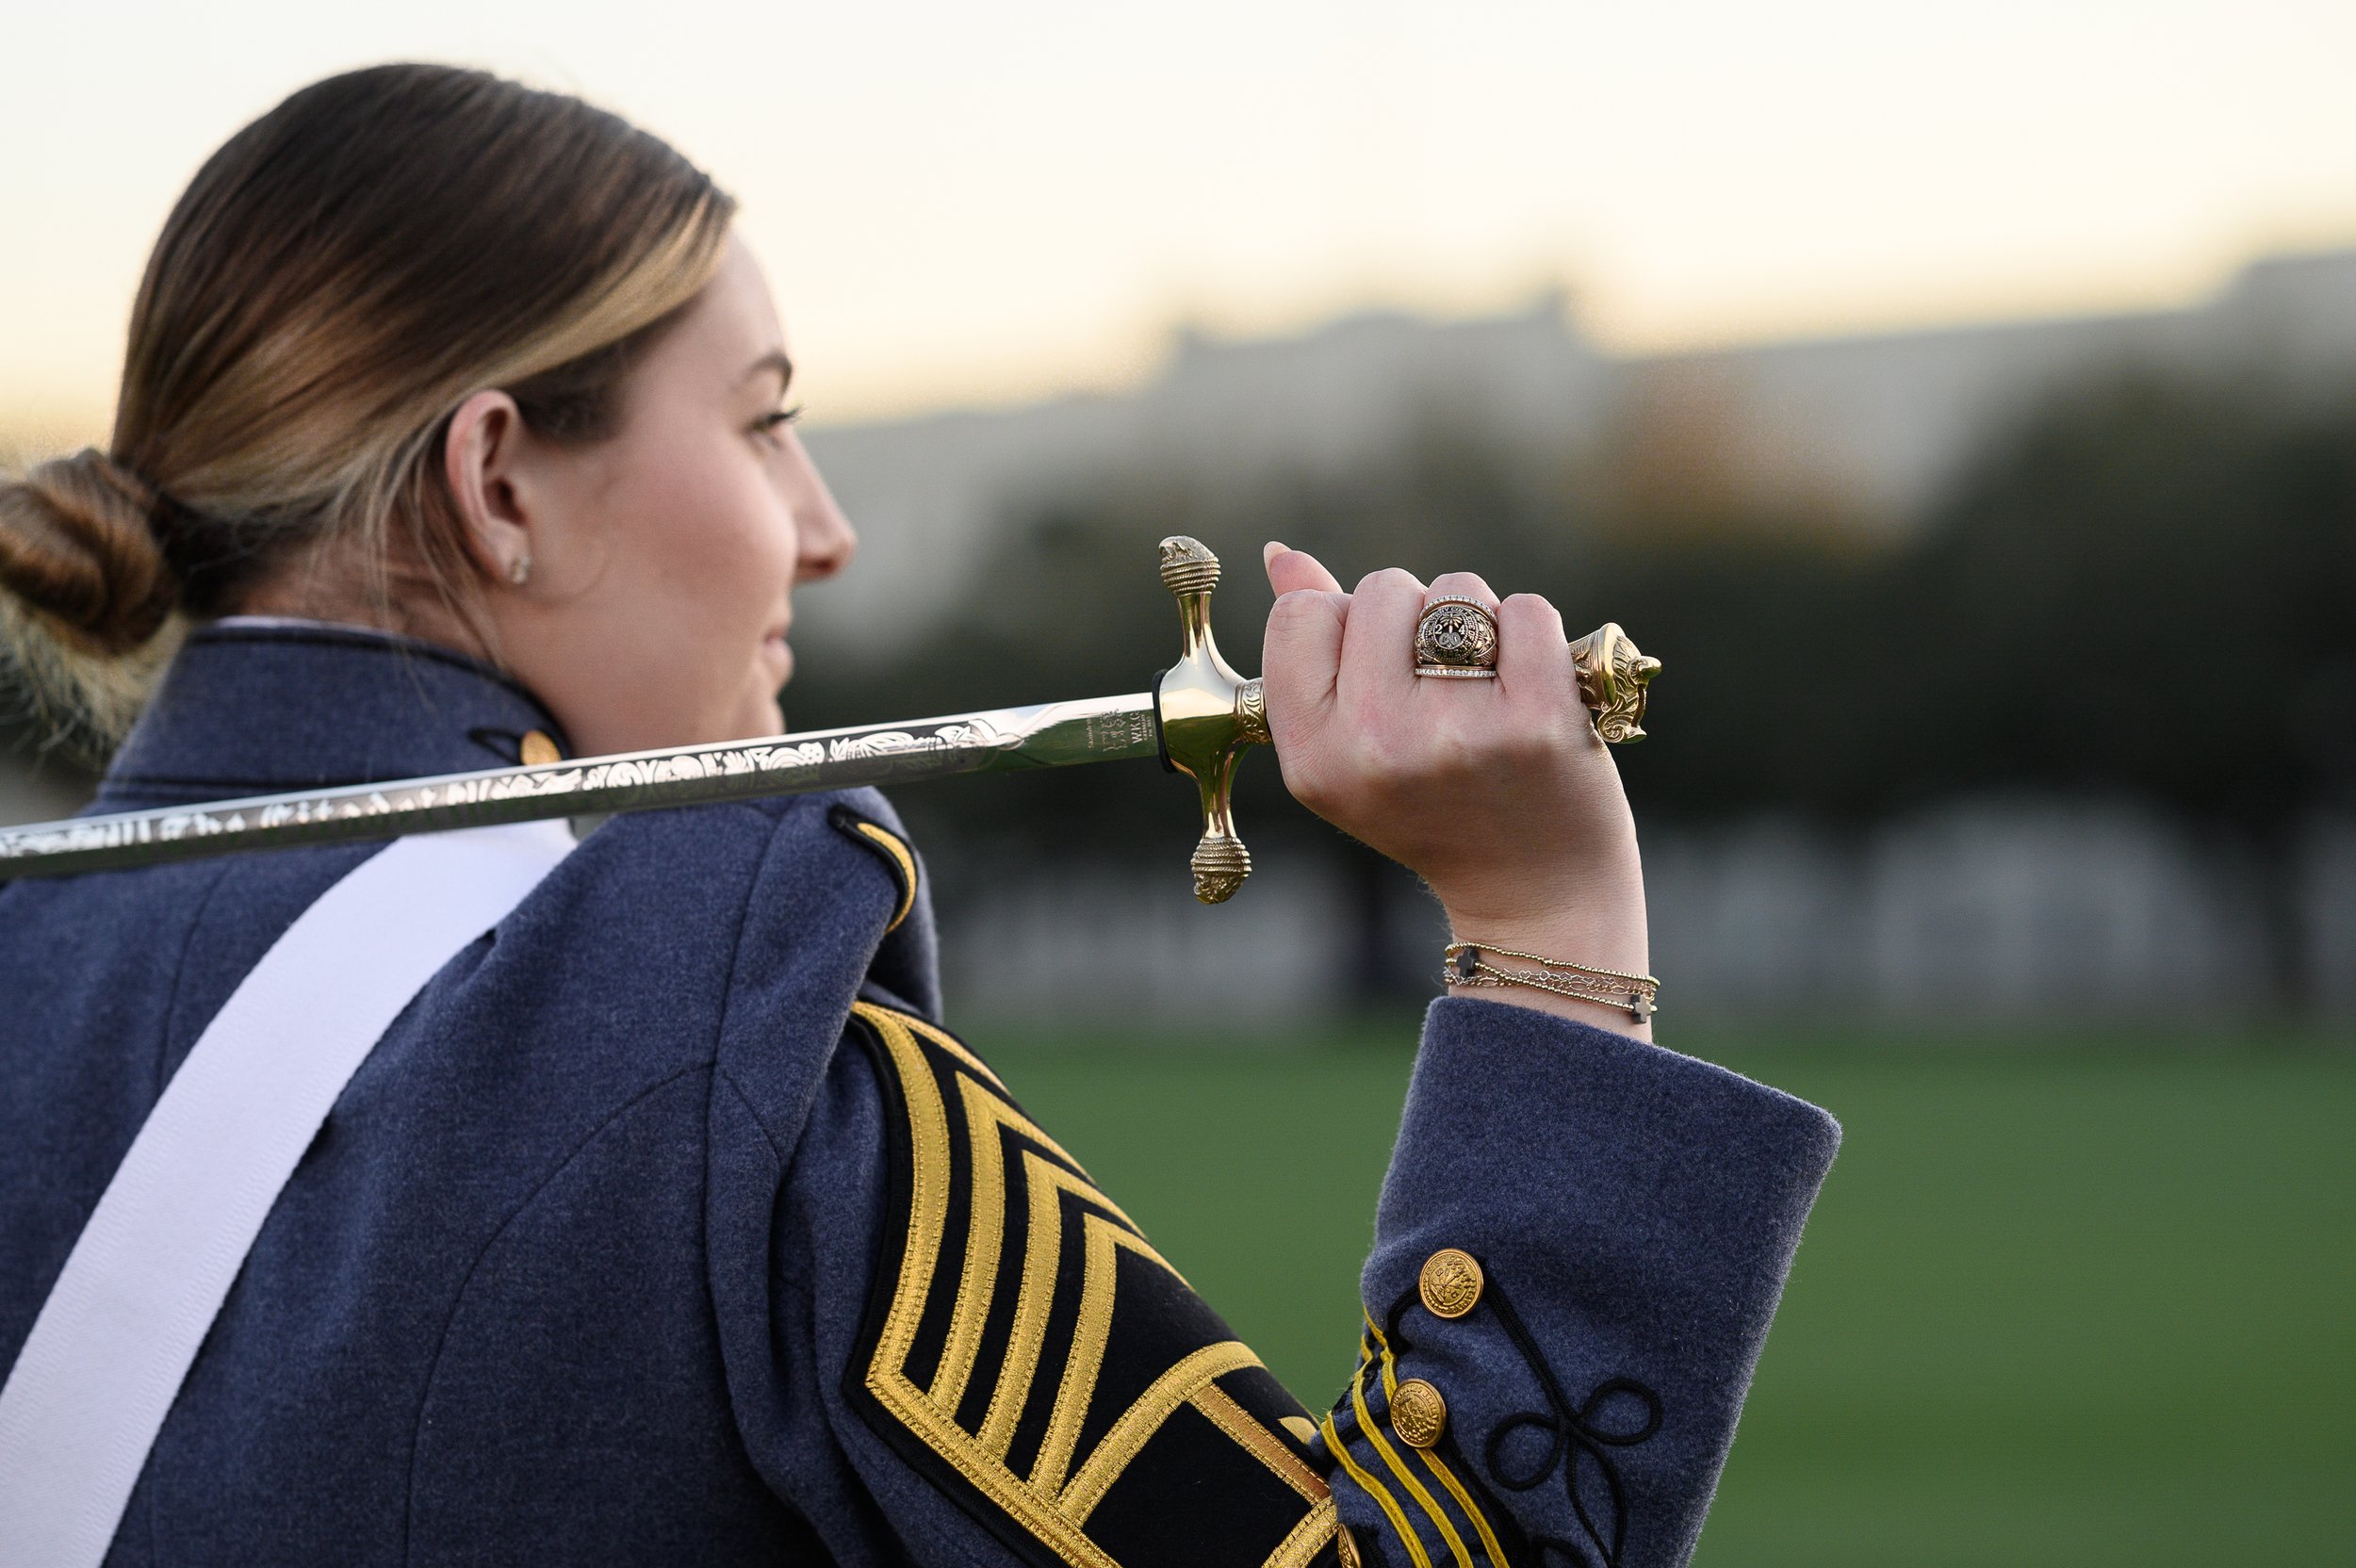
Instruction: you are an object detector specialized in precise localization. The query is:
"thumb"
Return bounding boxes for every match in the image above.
[1264,541,1344,596]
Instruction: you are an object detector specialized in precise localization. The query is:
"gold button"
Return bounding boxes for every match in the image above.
[1333,1524,1362,1567]
[519,729,563,766]
[1389,1378,1448,1449]
[1419,1248,1483,1319]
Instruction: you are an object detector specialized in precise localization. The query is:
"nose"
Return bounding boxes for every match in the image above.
[786,432,857,583]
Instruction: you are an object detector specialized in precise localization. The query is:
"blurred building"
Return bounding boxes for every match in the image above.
[797,246,2356,1025]
[797,247,2356,651]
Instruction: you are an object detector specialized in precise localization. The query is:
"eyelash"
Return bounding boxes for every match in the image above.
[756,404,805,439]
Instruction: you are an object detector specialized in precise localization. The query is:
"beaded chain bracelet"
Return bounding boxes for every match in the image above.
[1442,942,1661,1022]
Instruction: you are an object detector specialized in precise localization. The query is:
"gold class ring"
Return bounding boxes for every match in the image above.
[1415,596,1500,678]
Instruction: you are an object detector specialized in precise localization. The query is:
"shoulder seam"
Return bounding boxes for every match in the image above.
[400,1062,715,1561]
[154,857,242,1098]
[712,1063,787,1161]
[698,794,842,1163]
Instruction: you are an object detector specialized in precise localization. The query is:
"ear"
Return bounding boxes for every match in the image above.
[443,389,535,589]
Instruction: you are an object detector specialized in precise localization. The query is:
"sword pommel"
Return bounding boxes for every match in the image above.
[1154,537,1268,903]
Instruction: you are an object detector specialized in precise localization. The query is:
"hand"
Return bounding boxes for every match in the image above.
[1260,543,1651,1035]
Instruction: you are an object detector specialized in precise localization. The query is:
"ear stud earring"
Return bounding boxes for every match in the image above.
[508,554,532,587]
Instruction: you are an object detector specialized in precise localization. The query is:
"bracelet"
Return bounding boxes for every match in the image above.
[1442,942,1661,1023]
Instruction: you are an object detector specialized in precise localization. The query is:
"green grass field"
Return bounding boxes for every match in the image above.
[965,1021,2356,1567]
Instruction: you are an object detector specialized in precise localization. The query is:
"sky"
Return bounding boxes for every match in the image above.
[4,0,2355,445]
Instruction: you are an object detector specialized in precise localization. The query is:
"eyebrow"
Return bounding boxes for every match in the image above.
[747,350,794,392]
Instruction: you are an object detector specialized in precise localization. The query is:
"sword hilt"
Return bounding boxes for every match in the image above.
[1153,536,1661,904]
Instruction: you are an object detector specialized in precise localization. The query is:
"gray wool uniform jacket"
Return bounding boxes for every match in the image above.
[0,622,1841,1568]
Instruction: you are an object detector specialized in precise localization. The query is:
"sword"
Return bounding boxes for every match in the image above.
[0,537,1659,901]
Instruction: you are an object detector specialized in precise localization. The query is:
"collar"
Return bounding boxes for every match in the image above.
[96,619,569,810]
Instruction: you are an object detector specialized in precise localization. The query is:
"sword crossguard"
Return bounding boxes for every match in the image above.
[1155,537,1265,903]
[1567,622,1662,743]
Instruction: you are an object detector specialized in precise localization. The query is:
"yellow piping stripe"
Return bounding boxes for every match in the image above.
[852,819,919,932]
[1419,1449,1509,1568]
[1351,1361,1474,1568]
[1366,1310,1509,1567]
[1320,1411,1432,1568]
[1366,1310,1402,1403]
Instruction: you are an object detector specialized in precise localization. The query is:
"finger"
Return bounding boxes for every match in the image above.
[1338,566,1427,704]
[1262,584,1349,732]
[1423,571,1499,612]
[1496,592,1576,717]
[1264,541,1344,596]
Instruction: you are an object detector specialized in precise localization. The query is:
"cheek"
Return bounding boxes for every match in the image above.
[601,437,796,662]
[682,473,797,611]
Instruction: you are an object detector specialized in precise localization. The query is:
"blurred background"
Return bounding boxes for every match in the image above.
[3,3,2351,1561]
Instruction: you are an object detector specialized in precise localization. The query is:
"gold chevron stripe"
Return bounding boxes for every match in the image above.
[1267,1497,1343,1568]
[851,1003,1333,1568]
[1195,1380,1325,1503]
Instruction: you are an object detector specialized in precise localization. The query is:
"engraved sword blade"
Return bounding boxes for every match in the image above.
[0,694,1163,880]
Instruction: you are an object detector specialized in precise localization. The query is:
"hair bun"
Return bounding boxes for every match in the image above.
[0,448,181,656]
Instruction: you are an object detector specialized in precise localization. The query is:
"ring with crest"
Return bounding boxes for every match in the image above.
[1415,596,1500,678]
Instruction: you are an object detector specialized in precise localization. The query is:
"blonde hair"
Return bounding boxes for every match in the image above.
[0,64,735,756]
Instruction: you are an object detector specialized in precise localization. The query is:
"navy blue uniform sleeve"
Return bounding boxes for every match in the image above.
[701,795,1334,1565]
[700,798,1836,1567]
[1316,999,1841,1568]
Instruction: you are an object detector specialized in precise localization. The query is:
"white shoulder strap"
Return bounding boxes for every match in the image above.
[0,821,575,1568]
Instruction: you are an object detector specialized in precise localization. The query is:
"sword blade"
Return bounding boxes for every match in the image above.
[0,693,1163,881]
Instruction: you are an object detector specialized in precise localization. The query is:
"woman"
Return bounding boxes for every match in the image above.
[0,65,1838,1568]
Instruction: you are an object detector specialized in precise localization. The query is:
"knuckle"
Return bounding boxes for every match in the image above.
[1333,727,1402,785]
[1283,768,1333,813]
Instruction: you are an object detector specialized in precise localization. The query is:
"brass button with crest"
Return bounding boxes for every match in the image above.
[1333,1524,1361,1568]
[1388,1378,1448,1449]
[1419,1248,1484,1319]
[519,729,563,767]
